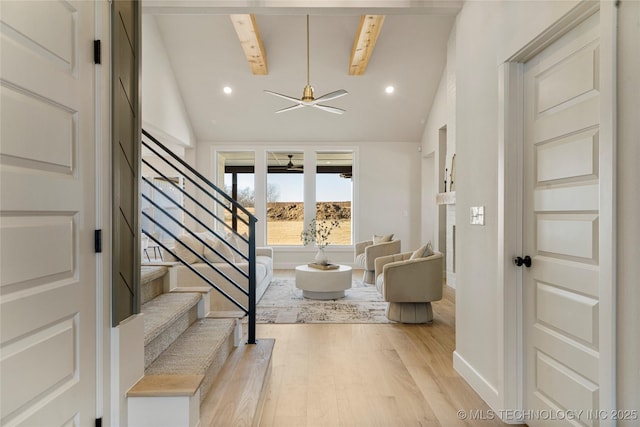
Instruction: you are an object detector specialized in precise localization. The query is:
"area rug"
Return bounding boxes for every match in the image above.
[256,278,391,324]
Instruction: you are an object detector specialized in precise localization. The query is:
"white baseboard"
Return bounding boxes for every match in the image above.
[446,272,456,288]
[453,351,500,412]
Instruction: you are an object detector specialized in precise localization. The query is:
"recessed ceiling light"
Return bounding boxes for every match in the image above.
[385,85,395,94]
[223,86,233,95]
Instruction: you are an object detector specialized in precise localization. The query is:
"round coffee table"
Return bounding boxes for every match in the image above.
[295,264,353,299]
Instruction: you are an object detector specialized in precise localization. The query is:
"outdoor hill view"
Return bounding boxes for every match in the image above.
[266,201,352,246]
[224,183,352,245]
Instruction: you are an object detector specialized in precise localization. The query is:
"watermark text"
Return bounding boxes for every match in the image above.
[456,409,638,422]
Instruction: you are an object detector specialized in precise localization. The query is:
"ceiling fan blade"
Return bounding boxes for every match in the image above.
[313,104,345,114]
[264,90,301,103]
[275,104,305,114]
[312,89,348,104]
[287,163,304,171]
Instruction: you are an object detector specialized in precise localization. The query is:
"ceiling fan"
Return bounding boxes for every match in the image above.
[284,154,303,171]
[265,15,348,114]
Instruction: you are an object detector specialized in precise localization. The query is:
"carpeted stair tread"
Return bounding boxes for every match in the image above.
[141,266,169,305]
[146,318,235,377]
[142,292,202,345]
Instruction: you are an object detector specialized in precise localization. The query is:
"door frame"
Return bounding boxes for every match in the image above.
[497,1,616,420]
[96,0,112,422]
[422,152,436,246]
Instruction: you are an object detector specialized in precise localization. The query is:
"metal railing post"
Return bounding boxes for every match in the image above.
[247,216,257,344]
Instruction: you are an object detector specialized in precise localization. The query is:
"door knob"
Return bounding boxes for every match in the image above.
[513,255,532,268]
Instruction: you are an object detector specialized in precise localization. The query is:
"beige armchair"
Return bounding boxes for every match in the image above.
[374,250,443,323]
[354,239,402,284]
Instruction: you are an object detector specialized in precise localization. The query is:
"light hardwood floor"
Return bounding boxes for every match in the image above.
[254,271,521,426]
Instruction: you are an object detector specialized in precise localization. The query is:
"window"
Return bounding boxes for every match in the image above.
[266,152,304,245]
[213,148,355,247]
[316,152,353,245]
[217,151,255,235]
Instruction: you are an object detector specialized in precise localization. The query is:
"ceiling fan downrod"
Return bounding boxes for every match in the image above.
[264,14,348,114]
[301,14,314,102]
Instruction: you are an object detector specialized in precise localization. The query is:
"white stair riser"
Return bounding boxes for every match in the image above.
[128,393,200,427]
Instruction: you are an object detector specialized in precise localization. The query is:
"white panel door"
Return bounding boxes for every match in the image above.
[0,1,96,426]
[523,12,604,426]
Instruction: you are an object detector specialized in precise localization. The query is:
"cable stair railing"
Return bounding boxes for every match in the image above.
[141,128,258,344]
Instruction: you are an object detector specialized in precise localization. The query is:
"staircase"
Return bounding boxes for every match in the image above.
[127,129,273,426]
[127,266,273,427]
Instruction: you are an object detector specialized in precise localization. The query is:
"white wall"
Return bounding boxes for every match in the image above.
[426,0,639,418]
[495,0,582,63]
[421,154,435,246]
[142,15,195,148]
[420,71,448,246]
[420,24,457,287]
[453,0,502,397]
[357,141,422,251]
[195,141,422,268]
[420,19,456,250]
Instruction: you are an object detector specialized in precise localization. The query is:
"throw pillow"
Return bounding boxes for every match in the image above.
[410,241,434,260]
[373,234,393,244]
[173,234,202,264]
[203,236,235,263]
[195,231,213,243]
[425,241,434,257]
[226,232,249,258]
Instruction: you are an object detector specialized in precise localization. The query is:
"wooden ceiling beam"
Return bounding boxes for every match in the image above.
[349,15,385,76]
[230,14,268,75]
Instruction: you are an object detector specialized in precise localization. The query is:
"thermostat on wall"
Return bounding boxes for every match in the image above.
[470,206,485,225]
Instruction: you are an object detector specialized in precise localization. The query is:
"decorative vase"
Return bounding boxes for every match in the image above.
[315,247,328,265]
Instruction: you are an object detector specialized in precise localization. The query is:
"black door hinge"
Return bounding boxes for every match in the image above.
[95,229,102,253]
[95,418,102,427]
[94,40,101,64]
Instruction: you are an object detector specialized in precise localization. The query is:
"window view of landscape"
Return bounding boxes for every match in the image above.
[266,152,304,245]
[315,152,352,245]
[219,151,353,246]
[222,173,254,236]
[219,151,255,237]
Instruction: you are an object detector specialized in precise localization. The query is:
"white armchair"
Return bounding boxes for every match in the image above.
[354,238,402,284]
[374,249,443,323]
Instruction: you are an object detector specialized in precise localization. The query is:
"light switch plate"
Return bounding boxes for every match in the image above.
[470,206,485,225]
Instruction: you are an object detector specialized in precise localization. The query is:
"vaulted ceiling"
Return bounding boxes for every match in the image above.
[145,3,459,143]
